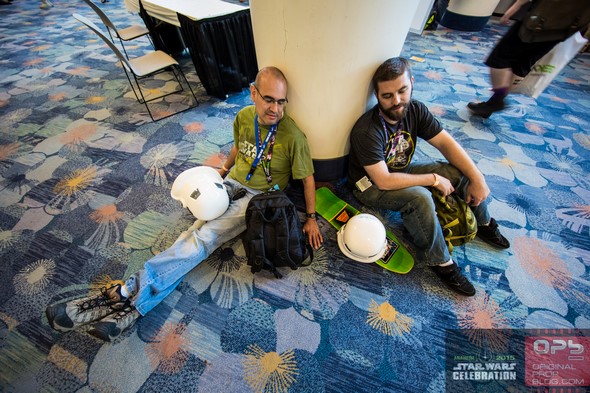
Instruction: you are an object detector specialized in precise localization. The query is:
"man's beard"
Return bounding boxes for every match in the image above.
[379,101,409,123]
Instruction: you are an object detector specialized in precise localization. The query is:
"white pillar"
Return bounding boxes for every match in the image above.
[447,0,502,17]
[250,0,417,180]
[441,0,502,31]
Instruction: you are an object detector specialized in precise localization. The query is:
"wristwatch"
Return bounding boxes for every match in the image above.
[306,212,317,219]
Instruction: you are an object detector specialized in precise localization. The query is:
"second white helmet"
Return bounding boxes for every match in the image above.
[337,213,387,263]
[171,166,229,221]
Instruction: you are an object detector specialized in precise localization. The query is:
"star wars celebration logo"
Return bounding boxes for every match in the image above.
[445,329,589,391]
[451,355,517,382]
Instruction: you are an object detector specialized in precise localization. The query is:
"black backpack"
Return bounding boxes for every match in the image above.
[519,0,590,43]
[243,191,312,278]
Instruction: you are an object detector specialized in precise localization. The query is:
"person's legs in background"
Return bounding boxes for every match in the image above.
[468,20,560,118]
[467,22,521,119]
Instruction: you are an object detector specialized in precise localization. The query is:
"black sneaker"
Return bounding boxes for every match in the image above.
[477,218,510,249]
[46,284,128,332]
[87,306,140,342]
[467,100,505,118]
[430,263,476,296]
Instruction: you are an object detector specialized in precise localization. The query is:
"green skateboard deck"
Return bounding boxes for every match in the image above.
[315,187,414,274]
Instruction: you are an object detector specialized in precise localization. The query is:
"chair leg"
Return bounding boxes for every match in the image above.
[105,29,129,59]
[132,74,155,121]
[116,38,132,60]
[159,64,198,108]
[120,64,142,102]
[175,65,199,107]
[106,28,131,60]
[125,65,198,122]
[168,66,186,94]
[168,65,199,110]
[146,35,155,50]
[121,36,154,55]
[120,41,131,60]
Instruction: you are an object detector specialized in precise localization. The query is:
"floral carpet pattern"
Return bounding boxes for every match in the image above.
[1,1,589,392]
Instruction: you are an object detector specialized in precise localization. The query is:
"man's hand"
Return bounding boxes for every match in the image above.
[303,219,323,250]
[499,14,512,25]
[432,174,454,196]
[429,130,490,206]
[300,175,323,250]
[463,180,490,207]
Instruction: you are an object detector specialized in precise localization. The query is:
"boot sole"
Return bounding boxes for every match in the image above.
[46,303,75,332]
[46,302,117,332]
[467,105,493,119]
[467,102,506,119]
[87,322,117,342]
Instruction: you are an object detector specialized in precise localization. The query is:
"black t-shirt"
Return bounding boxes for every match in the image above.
[347,100,443,184]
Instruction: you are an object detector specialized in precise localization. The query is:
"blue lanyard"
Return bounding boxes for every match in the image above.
[245,115,278,184]
[378,114,403,166]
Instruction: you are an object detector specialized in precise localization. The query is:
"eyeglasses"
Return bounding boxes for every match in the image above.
[252,84,288,106]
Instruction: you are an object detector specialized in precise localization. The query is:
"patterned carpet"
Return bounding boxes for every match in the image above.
[1,1,589,392]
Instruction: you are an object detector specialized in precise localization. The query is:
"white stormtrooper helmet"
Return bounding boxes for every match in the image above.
[337,213,387,263]
[171,166,229,221]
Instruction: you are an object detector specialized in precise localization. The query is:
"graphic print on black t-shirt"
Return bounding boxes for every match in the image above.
[386,130,414,171]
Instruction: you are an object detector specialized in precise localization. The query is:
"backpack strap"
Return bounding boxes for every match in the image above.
[246,208,276,276]
[286,205,313,266]
[258,203,286,278]
[274,206,297,269]
[275,198,313,270]
[441,217,459,254]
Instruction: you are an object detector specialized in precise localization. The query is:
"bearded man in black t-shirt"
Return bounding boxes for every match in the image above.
[347,57,510,297]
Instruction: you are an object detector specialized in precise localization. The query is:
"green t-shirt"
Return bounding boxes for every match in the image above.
[228,106,314,191]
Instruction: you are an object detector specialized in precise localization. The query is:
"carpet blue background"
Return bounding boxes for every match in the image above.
[1,1,589,392]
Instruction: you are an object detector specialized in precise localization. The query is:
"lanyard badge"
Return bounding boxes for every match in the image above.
[378,114,403,166]
[245,115,278,184]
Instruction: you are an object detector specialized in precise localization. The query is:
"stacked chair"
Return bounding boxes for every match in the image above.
[73,7,198,121]
[82,0,152,58]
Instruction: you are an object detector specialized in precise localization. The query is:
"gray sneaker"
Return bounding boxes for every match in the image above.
[87,306,141,342]
[46,284,128,332]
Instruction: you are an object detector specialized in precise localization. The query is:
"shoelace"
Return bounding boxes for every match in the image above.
[112,307,135,321]
[78,291,110,311]
[77,285,122,312]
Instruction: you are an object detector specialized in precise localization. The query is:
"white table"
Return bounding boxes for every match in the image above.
[141,0,248,27]
[137,0,258,99]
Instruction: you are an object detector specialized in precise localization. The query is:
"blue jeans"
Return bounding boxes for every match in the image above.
[127,179,260,316]
[353,161,490,267]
